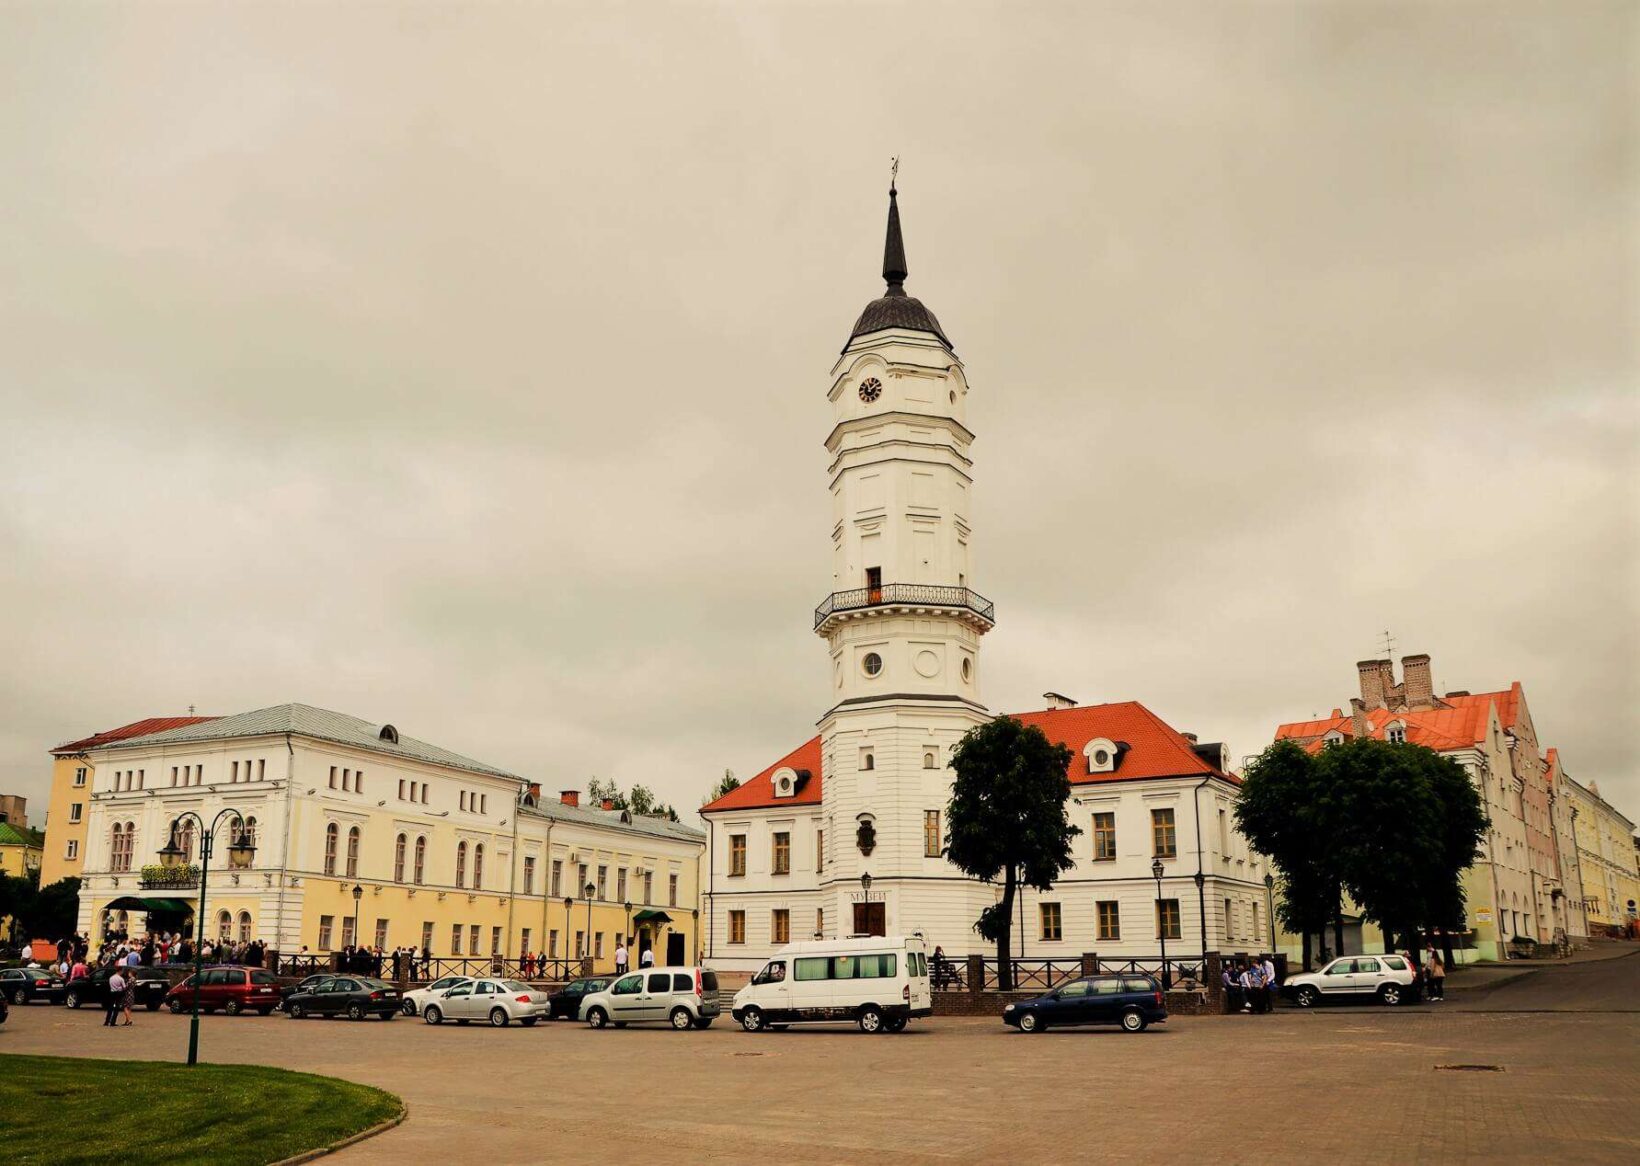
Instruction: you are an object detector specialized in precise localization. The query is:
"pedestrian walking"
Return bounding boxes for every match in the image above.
[614,941,628,976]
[1262,954,1278,1011]
[1425,951,1446,1001]
[639,945,654,969]
[104,969,127,1027]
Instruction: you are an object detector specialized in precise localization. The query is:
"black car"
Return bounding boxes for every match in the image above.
[64,965,172,1012]
[547,977,611,1020]
[0,967,67,1005]
[1002,974,1169,1034]
[283,975,400,1021]
[279,973,332,1011]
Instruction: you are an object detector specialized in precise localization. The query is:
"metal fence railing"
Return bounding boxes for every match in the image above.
[933,955,1206,992]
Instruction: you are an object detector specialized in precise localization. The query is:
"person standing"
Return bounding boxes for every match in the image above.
[614,940,628,977]
[1425,951,1446,1001]
[104,968,127,1027]
[1222,963,1242,1014]
[1261,954,1278,1012]
[639,945,654,969]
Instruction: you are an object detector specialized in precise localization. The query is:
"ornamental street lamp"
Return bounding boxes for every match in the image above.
[624,899,633,950]
[562,897,574,968]
[352,884,364,951]
[1152,857,1170,991]
[158,808,255,1066]
[1193,869,1208,964]
[1264,872,1277,950]
[584,882,596,967]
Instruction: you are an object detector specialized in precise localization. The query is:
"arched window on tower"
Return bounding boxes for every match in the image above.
[923,751,937,770]
[473,843,484,890]
[346,826,361,878]
[238,911,252,943]
[456,841,468,888]
[413,836,426,884]
[323,823,338,876]
[394,834,407,883]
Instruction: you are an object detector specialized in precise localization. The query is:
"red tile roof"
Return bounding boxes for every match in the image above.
[1274,700,1495,754]
[701,701,1231,814]
[52,716,218,755]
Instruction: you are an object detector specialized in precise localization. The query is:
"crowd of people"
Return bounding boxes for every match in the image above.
[1222,956,1279,1013]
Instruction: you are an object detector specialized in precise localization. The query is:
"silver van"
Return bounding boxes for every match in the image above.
[581,967,721,1030]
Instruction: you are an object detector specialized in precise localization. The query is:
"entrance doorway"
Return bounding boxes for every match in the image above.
[667,932,685,967]
[852,902,886,937]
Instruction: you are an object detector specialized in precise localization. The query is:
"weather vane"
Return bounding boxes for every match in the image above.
[890,155,899,191]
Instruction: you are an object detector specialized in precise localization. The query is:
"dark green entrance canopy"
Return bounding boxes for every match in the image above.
[632,909,672,924]
[104,895,193,913]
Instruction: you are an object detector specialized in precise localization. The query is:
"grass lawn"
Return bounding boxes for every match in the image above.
[0,1053,402,1165]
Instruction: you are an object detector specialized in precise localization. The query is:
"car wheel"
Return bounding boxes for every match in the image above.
[347,1003,366,1021]
[224,1000,242,1016]
[587,1007,608,1029]
[146,1002,161,1012]
[858,1005,884,1034]
[693,1018,714,1029]
[740,1007,765,1033]
[490,1008,509,1027]
[1294,986,1319,1009]
[286,1003,304,1019]
[521,1018,537,1027]
[423,1005,442,1025]
[10,988,26,1005]
[1018,1011,1043,1033]
[257,1009,273,1017]
[670,1007,693,1031]
[1380,983,1404,1006]
[1121,1008,1147,1033]
[885,1016,907,1033]
[402,999,417,1016]
[65,991,81,1010]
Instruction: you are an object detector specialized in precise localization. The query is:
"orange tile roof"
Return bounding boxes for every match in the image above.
[1274,700,1494,754]
[702,701,1231,814]
[52,716,218,755]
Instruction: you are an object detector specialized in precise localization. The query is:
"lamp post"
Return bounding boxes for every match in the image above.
[1193,869,1207,965]
[1152,857,1170,990]
[584,882,596,968]
[859,871,872,936]
[157,809,255,1067]
[1264,872,1276,951]
[562,897,573,971]
[624,899,633,957]
[351,884,363,952]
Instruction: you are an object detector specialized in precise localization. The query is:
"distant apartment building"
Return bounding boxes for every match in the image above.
[1561,775,1639,938]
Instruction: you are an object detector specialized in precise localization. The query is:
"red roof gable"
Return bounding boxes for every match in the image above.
[701,701,1231,814]
[53,716,218,755]
[1274,700,1495,754]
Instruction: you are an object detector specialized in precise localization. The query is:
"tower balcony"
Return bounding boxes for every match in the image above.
[814,583,996,632]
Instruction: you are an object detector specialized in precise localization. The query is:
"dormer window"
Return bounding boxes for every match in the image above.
[1386,722,1407,745]
[772,767,798,798]
[1084,738,1118,775]
[378,724,399,744]
[1322,731,1345,748]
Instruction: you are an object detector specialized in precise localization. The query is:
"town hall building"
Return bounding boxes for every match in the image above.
[700,184,1270,970]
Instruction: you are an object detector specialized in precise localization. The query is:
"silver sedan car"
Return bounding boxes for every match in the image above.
[421,978,550,1027]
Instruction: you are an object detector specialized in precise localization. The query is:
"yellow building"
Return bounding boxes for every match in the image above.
[76,703,705,974]
[1564,776,1639,937]
[41,716,219,888]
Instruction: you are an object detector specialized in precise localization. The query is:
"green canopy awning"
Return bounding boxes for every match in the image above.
[632,909,672,924]
[104,896,194,913]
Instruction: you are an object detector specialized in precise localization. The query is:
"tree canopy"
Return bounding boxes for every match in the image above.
[587,778,680,822]
[702,769,740,806]
[946,716,1078,990]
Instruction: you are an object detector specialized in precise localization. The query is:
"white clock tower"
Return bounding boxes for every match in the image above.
[816,181,996,939]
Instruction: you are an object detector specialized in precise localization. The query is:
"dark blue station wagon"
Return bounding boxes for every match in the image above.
[1003,975,1168,1033]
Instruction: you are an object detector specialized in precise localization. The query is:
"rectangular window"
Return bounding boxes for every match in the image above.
[468,925,481,956]
[617,867,628,901]
[398,779,405,801]
[523,857,536,895]
[772,908,790,944]
[329,766,337,789]
[795,956,829,981]
[521,928,531,954]
[548,930,558,958]
[66,839,79,860]
[375,918,389,949]
[232,761,239,781]
[356,770,363,795]
[1157,898,1182,940]
[1092,812,1116,861]
[492,926,502,955]
[729,834,747,876]
[1096,900,1120,941]
[551,860,562,898]
[773,832,791,875]
[74,767,87,786]
[1218,807,1230,856]
[1040,902,1063,941]
[451,924,462,954]
[1225,898,1235,939]
[816,907,824,937]
[318,916,334,950]
[69,803,83,824]
[596,865,607,899]
[340,916,355,949]
[577,863,588,895]
[643,870,653,905]
[1252,902,1262,943]
[816,828,825,872]
[421,922,433,952]
[924,810,941,857]
[460,791,467,812]
[170,767,178,787]
[1151,808,1177,858]
[668,873,678,907]
[575,931,585,958]
[258,759,265,780]
[728,910,746,944]
[594,932,605,959]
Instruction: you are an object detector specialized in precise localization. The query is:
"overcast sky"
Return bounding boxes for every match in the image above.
[2,3,1635,827]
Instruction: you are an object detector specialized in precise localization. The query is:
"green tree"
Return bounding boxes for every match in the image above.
[946,717,1078,990]
[1235,740,1343,970]
[0,867,41,947]
[586,777,627,811]
[703,769,740,806]
[21,876,80,942]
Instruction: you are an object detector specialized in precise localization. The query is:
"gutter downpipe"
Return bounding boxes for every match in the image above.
[506,780,522,959]
[274,732,296,959]
[706,816,715,961]
[1193,775,1212,960]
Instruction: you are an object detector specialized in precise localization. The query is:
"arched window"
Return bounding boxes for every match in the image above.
[473,844,484,890]
[323,823,338,876]
[110,822,129,872]
[242,817,257,849]
[862,753,875,772]
[923,751,937,769]
[393,834,407,883]
[345,826,361,878]
[413,836,426,885]
[238,911,252,943]
[217,910,232,940]
[456,841,468,888]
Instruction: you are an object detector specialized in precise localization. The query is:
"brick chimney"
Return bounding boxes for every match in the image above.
[1402,654,1434,708]
[526,782,541,801]
[559,790,579,807]
[1349,698,1371,738]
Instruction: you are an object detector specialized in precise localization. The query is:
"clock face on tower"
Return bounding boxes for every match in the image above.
[858,376,882,403]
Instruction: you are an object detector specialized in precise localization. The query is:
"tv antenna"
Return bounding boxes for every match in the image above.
[1378,630,1395,658]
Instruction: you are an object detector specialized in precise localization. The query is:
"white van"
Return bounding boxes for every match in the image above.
[731,935,932,1033]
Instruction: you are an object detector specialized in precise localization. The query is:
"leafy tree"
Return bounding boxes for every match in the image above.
[0,869,35,945]
[586,777,626,811]
[1235,740,1344,970]
[703,769,740,806]
[22,876,80,941]
[946,717,1078,989]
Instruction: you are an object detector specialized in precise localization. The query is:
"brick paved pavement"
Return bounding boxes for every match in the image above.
[2,955,1635,1165]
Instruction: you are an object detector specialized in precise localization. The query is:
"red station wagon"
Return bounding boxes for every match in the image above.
[165,966,283,1016]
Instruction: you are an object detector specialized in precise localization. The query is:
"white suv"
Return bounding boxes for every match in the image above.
[582,968,722,1030]
[1285,954,1420,1007]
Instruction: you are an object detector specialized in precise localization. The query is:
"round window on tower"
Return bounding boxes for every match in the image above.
[862,652,883,678]
[961,657,972,682]
[858,377,883,403]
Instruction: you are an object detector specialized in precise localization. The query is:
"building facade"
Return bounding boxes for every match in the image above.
[1562,775,1639,937]
[700,187,1264,971]
[41,716,218,887]
[74,704,705,970]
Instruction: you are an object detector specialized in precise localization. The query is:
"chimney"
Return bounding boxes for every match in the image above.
[1042,691,1077,710]
[559,790,579,808]
[1402,654,1433,708]
[600,798,615,811]
[1349,698,1370,738]
[526,782,541,801]
[1357,660,1390,710]
[1445,690,1470,698]
[1180,732,1199,744]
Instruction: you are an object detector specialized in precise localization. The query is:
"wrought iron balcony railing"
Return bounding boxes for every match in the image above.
[814,583,996,630]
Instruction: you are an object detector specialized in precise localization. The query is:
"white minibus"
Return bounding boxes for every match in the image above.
[730,935,932,1033]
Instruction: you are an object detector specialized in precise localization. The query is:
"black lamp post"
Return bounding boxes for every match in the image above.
[860,871,872,936]
[351,884,363,951]
[1193,869,1207,964]
[584,881,596,967]
[1264,872,1277,951]
[562,897,573,969]
[624,899,633,952]
[1152,857,1170,990]
[157,809,255,1067]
